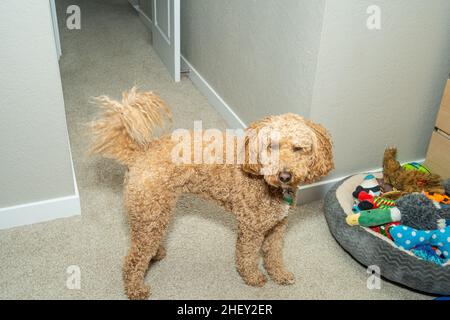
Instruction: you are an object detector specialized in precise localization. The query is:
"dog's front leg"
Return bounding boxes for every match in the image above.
[262,218,295,285]
[235,226,267,287]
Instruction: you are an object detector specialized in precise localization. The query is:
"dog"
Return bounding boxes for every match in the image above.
[89,87,334,299]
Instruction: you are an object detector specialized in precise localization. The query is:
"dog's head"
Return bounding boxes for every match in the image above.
[242,113,334,189]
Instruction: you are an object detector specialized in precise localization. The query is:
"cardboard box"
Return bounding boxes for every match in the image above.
[436,79,450,135]
[425,130,450,179]
[425,79,450,179]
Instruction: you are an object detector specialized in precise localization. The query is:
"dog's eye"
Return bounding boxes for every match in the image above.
[293,146,304,152]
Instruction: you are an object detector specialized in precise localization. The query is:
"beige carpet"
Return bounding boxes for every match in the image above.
[0,0,430,300]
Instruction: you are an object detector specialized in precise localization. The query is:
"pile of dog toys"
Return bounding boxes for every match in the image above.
[346,148,450,265]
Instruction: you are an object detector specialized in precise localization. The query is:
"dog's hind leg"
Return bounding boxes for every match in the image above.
[152,245,166,261]
[235,225,267,287]
[123,198,173,300]
[262,218,295,285]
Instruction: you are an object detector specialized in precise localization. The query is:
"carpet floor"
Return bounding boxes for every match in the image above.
[0,0,430,300]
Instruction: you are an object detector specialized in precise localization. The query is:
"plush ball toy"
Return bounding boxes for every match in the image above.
[402,162,431,174]
[395,193,448,230]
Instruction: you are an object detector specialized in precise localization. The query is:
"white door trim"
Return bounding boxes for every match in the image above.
[49,0,62,60]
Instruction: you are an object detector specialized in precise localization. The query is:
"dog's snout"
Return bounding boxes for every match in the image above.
[278,171,292,184]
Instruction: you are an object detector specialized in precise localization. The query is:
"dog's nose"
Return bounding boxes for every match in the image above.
[278,171,292,184]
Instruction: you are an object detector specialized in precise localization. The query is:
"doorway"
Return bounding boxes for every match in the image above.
[51,0,181,81]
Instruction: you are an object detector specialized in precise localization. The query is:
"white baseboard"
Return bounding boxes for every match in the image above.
[0,193,80,230]
[138,9,153,31]
[128,0,153,31]
[127,0,139,11]
[180,56,428,204]
[0,142,81,230]
[181,55,247,129]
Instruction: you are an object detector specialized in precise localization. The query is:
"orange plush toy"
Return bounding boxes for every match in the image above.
[424,192,450,206]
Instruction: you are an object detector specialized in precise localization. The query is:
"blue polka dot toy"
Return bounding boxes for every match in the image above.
[390,225,450,260]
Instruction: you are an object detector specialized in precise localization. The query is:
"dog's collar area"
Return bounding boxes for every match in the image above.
[282,187,295,206]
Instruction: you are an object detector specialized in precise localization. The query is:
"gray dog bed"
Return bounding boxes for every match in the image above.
[324,173,450,295]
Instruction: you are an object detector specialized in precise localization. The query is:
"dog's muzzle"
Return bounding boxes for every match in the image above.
[278,171,292,184]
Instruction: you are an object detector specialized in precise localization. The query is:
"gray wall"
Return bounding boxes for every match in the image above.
[310,0,450,178]
[181,0,450,179]
[181,0,326,124]
[0,0,76,207]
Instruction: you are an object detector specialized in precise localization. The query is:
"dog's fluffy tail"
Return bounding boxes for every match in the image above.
[89,87,171,165]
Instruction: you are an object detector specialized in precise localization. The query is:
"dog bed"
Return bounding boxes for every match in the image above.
[324,173,450,295]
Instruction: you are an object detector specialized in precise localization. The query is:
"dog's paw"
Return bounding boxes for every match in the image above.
[243,273,267,287]
[271,271,295,285]
[126,284,151,300]
[152,246,166,261]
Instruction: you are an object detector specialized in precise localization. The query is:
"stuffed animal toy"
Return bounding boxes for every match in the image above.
[411,244,447,265]
[376,178,394,193]
[353,190,396,210]
[370,222,400,240]
[395,193,448,230]
[352,174,381,198]
[346,208,401,227]
[424,192,450,206]
[390,225,450,259]
[383,148,444,194]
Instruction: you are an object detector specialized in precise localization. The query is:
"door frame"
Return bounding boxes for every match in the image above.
[49,0,62,60]
[130,0,180,82]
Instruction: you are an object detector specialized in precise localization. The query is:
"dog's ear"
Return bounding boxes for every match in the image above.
[304,120,334,183]
[241,117,273,176]
[242,130,262,175]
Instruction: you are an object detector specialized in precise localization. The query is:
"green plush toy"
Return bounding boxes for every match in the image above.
[346,207,401,227]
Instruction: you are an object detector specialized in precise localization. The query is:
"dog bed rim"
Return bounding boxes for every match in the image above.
[324,174,450,296]
[335,173,449,266]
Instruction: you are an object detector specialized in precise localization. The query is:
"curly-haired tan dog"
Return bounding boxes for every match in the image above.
[90,88,334,299]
